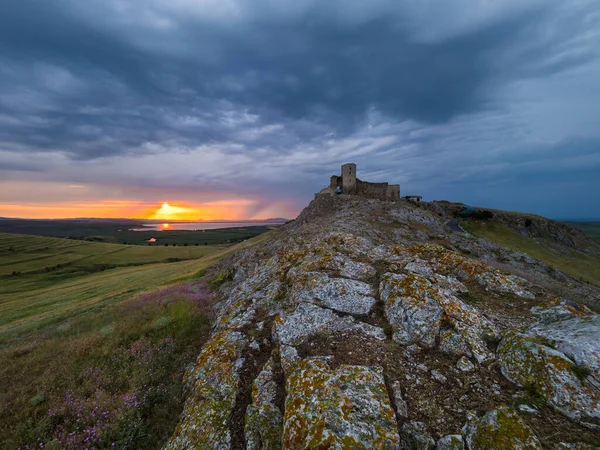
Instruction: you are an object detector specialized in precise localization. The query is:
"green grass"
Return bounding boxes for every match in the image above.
[0,230,275,449]
[0,232,274,343]
[463,220,600,287]
[0,232,227,294]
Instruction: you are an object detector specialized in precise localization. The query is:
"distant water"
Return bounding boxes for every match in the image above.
[129,221,283,231]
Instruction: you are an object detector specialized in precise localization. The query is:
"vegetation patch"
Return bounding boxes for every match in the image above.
[463,220,600,287]
[0,280,218,449]
[571,364,591,381]
[212,269,234,288]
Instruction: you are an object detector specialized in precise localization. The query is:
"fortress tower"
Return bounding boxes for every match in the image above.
[341,163,357,194]
[317,163,401,201]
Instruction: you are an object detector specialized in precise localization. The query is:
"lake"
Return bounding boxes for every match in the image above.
[130,221,285,231]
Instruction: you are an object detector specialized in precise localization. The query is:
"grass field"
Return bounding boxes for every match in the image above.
[0,232,225,295]
[463,220,600,287]
[0,230,275,449]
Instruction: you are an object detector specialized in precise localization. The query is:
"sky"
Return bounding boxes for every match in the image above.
[1,0,599,221]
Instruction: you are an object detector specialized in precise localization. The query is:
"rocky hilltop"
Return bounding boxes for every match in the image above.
[166,195,600,449]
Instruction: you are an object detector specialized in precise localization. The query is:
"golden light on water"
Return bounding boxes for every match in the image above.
[162,223,170,230]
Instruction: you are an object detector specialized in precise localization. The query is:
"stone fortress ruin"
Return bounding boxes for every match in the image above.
[318,163,401,201]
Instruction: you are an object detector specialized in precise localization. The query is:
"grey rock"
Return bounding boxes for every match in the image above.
[431,369,447,383]
[456,356,475,372]
[463,407,542,450]
[527,315,600,379]
[531,298,595,324]
[381,272,498,361]
[498,330,600,424]
[282,358,401,448]
[518,404,538,414]
[380,273,442,347]
[165,330,246,450]
[275,302,386,347]
[435,434,464,450]
[245,358,283,450]
[401,421,435,450]
[290,272,377,315]
[391,380,409,418]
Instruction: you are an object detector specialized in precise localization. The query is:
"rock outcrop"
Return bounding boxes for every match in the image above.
[166,195,600,449]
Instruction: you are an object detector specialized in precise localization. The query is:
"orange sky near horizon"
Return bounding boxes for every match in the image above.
[0,180,296,220]
[0,200,291,221]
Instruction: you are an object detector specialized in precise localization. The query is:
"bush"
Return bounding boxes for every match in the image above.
[472,210,493,220]
[457,208,493,220]
[211,269,233,288]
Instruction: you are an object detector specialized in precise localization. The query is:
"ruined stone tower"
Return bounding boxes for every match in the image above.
[318,163,401,201]
[341,163,357,194]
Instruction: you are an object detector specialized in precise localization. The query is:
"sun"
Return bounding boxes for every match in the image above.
[152,202,194,220]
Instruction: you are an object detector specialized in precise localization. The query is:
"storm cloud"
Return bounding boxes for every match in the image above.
[1,0,599,219]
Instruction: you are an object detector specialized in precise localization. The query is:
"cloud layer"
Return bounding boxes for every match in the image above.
[1,0,599,219]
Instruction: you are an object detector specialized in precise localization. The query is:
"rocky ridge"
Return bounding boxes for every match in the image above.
[166,195,600,449]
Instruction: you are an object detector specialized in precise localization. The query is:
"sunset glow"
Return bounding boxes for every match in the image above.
[0,179,298,220]
[0,200,293,221]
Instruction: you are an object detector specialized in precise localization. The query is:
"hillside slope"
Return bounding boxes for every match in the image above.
[0,231,275,449]
[0,232,273,342]
[167,195,600,449]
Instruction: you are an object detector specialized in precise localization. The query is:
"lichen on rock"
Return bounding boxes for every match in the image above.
[380,272,498,361]
[531,297,595,324]
[526,315,600,381]
[245,358,283,450]
[274,302,385,348]
[165,330,246,450]
[463,406,542,450]
[498,329,600,423]
[282,358,400,449]
[403,244,535,299]
[380,272,442,347]
[435,434,464,450]
[289,272,377,315]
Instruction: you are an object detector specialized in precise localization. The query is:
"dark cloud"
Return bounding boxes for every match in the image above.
[0,0,599,218]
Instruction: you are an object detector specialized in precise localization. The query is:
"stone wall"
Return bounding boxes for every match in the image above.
[329,175,342,190]
[386,184,400,201]
[356,179,389,200]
